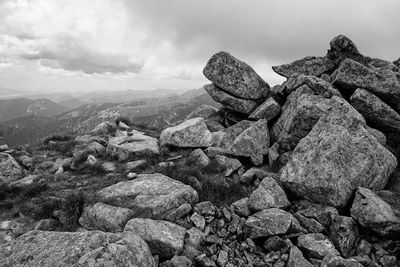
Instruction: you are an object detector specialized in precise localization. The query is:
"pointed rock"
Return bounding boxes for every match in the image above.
[248,177,290,212]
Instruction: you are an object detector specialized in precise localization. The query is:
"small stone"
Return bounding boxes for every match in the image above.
[217,250,229,266]
[248,177,290,212]
[169,255,194,267]
[190,212,206,231]
[127,172,138,179]
[231,198,251,217]
[286,246,313,267]
[196,254,217,267]
[328,215,358,258]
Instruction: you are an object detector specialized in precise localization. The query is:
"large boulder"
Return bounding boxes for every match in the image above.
[107,130,159,161]
[97,173,198,220]
[248,177,290,212]
[297,233,339,260]
[350,88,400,132]
[0,153,23,183]
[332,58,400,112]
[124,218,186,259]
[327,35,365,65]
[350,187,400,236]
[204,84,259,115]
[280,97,397,207]
[272,56,336,78]
[0,230,156,266]
[203,51,270,100]
[271,86,333,151]
[79,203,135,232]
[160,117,213,148]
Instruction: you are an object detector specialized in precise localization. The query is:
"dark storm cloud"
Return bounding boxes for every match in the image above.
[125,0,400,65]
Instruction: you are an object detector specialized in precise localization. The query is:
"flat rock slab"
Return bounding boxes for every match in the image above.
[124,218,186,259]
[281,97,397,207]
[245,208,295,238]
[272,56,335,78]
[97,173,198,220]
[79,203,135,232]
[0,230,156,267]
[249,97,281,121]
[204,83,259,115]
[350,187,400,236]
[107,130,159,161]
[160,117,213,148]
[203,51,270,100]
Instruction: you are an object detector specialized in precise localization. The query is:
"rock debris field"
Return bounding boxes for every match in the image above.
[1,35,400,266]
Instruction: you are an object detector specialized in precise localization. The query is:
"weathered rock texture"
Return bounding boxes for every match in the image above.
[97,173,198,220]
[280,98,397,207]
[203,51,270,100]
[160,117,213,147]
[0,153,23,183]
[0,230,156,266]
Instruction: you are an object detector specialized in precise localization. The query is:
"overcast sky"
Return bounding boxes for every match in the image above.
[0,0,399,93]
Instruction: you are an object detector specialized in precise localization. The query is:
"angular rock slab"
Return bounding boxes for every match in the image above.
[249,97,281,121]
[124,218,186,259]
[0,230,156,267]
[160,117,213,148]
[79,203,135,232]
[0,153,23,183]
[245,208,295,238]
[272,56,336,78]
[227,119,270,165]
[350,88,400,132]
[333,58,400,112]
[284,75,341,98]
[107,130,159,161]
[203,51,270,100]
[327,35,365,65]
[287,246,313,267]
[248,177,290,212]
[281,98,397,207]
[350,187,400,236]
[97,173,198,220]
[185,104,219,121]
[271,87,333,151]
[298,233,339,260]
[204,84,259,115]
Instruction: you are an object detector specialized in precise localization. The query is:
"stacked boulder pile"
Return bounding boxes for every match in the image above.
[2,35,400,266]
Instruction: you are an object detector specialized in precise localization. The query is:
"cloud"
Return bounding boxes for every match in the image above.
[0,0,144,74]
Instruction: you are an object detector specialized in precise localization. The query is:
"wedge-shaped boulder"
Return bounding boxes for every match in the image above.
[245,208,295,238]
[272,56,335,78]
[350,187,400,236]
[350,88,400,132]
[107,130,159,161]
[281,98,397,207]
[218,120,253,148]
[204,84,259,115]
[287,246,313,267]
[333,58,400,112]
[215,155,242,176]
[248,177,290,212]
[327,35,365,65]
[124,218,186,259]
[97,173,198,220]
[160,117,213,148]
[79,203,135,232]
[203,51,270,100]
[227,119,270,165]
[249,97,281,121]
[0,230,156,267]
[271,87,333,151]
[0,153,23,183]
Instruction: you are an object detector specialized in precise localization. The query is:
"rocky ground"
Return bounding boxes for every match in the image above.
[1,35,400,266]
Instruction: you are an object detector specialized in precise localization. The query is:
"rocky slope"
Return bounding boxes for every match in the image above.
[1,35,400,266]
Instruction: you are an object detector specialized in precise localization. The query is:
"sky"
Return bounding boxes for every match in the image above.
[0,0,399,93]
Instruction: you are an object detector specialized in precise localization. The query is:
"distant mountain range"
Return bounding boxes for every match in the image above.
[0,88,219,146]
[0,98,68,122]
